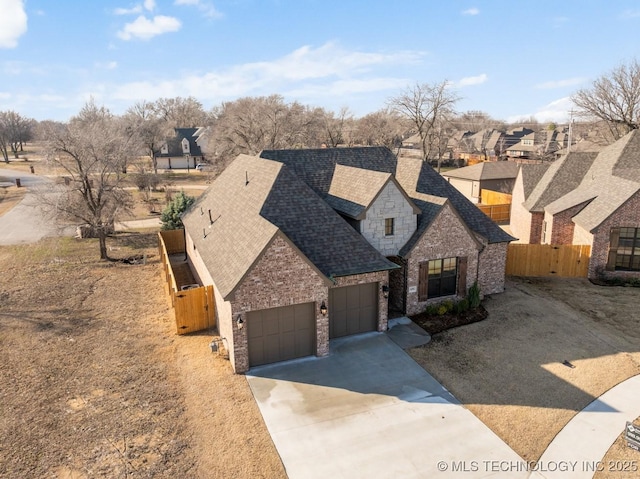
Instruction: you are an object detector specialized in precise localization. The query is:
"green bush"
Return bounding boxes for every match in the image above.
[160,191,195,230]
[442,299,454,313]
[455,298,470,314]
[437,305,448,316]
[467,281,481,309]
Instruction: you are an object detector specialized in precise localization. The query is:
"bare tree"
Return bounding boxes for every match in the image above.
[153,96,207,128]
[572,59,640,141]
[40,101,133,260]
[0,110,34,160]
[452,110,505,132]
[210,95,321,169]
[124,101,172,174]
[352,108,406,151]
[0,112,9,163]
[388,81,460,170]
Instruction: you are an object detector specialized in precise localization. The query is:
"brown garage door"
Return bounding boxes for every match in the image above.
[247,302,316,367]
[329,283,378,338]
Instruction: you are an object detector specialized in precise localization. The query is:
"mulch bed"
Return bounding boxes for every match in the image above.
[410,305,488,335]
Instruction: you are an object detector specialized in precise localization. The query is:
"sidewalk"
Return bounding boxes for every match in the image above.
[536,374,640,478]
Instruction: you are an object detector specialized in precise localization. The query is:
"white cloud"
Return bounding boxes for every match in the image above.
[112,42,424,101]
[457,73,487,87]
[174,0,222,18]
[115,5,142,15]
[462,8,479,16]
[117,15,182,40]
[508,97,572,124]
[115,0,155,15]
[535,77,586,89]
[621,9,640,19]
[95,61,118,70]
[0,0,28,49]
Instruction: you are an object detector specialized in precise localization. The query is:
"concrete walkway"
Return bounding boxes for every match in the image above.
[536,374,640,478]
[247,332,527,479]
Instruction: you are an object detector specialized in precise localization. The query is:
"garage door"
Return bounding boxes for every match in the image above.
[247,302,316,367]
[329,283,378,338]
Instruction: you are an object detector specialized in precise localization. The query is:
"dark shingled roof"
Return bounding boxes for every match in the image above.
[546,129,640,232]
[520,163,551,200]
[523,152,598,212]
[261,166,399,278]
[182,154,397,299]
[156,127,203,158]
[261,147,514,244]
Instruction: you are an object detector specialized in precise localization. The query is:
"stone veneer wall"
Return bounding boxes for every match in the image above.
[387,256,407,313]
[477,241,508,295]
[361,182,417,256]
[331,270,389,332]
[588,190,640,280]
[230,236,329,373]
[405,203,480,315]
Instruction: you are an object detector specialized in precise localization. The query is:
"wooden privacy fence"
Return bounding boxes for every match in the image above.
[477,204,511,224]
[158,230,216,334]
[481,189,512,205]
[506,244,591,278]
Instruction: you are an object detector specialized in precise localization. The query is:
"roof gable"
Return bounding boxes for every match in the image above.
[442,161,519,181]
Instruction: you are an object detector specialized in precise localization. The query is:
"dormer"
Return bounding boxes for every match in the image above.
[181,138,190,154]
[324,164,420,256]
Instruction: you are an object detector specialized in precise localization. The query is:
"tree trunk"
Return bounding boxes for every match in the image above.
[98,232,109,260]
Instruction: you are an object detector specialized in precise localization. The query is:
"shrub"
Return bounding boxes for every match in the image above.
[160,191,195,230]
[467,281,481,309]
[455,298,470,314]
[442,299,455,313]
[437,305,448,316]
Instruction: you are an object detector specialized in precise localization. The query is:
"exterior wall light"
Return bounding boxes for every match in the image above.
[382,285,389,298]
[320,301,328,316]
[236,315,244,330]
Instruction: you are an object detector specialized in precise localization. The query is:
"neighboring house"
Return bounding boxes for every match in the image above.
[455,129,504,164]
[155,128,204,169]
[442,161,519,204]
[182,147,513,372]
[510,151,598,244]
[510,130,640,279]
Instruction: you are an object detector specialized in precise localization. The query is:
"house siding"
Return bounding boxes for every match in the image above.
[361,182,417,256]
[447,177,477,203]
[477,241,508,295]
[405,204,479,315]
[331,270,389,332]
[229,236,329,373]
[589,190,640,280]
[509,173,531,243]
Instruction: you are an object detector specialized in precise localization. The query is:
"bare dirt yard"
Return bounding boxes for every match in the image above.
[0,234,285,479]
[409,276,640,472]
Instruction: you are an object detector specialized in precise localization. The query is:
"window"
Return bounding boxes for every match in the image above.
[385,218,395,236]
[614,227,640,271]
[418,257,458,301]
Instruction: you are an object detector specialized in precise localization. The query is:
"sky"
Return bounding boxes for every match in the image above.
[1,0,640,124]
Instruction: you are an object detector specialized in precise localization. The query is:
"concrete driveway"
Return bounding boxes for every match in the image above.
[247,332,527,479]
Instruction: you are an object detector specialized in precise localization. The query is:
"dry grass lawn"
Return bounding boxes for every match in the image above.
[0,184,27,217]
[409,277,640,464]
[0,234,285,478]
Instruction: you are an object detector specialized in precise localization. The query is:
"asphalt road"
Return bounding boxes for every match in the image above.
[0,169,74,245]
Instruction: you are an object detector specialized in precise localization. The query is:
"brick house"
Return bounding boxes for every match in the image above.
[509,130,640,279]
[182,147,513,372]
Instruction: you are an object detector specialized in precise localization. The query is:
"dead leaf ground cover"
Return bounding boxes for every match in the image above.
[0,234,285,479]
[408,277,640,467]
[0,184,27,217]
